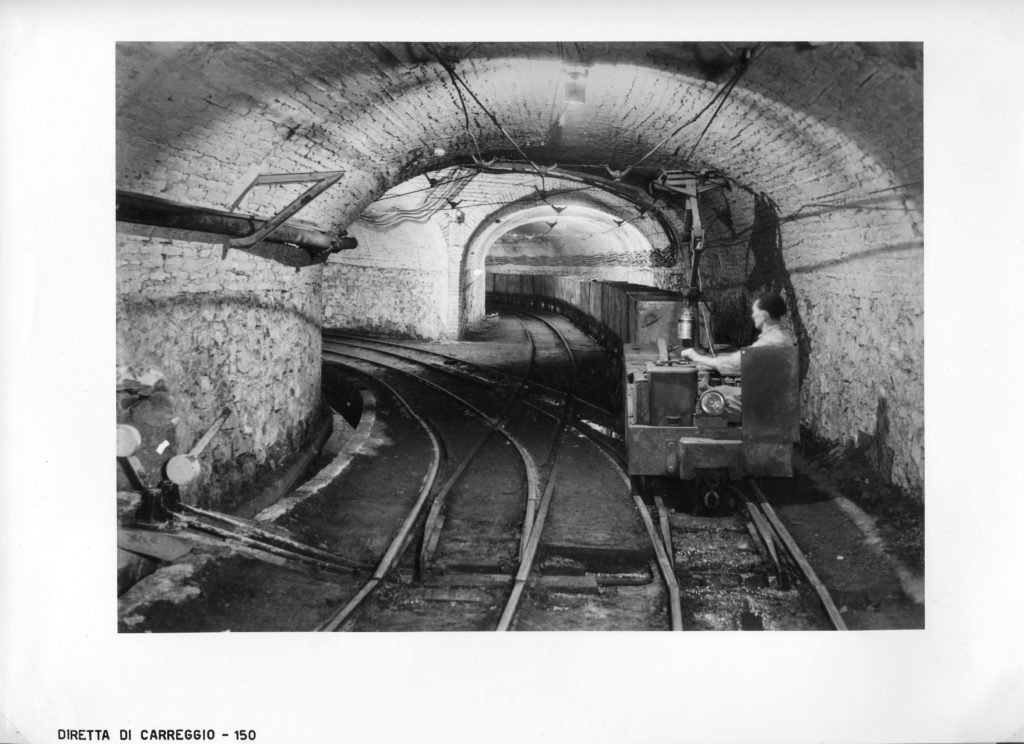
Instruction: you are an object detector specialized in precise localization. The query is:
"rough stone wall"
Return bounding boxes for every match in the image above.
[116,225,323,510]
[322,220,449,339]
[785,205,923,499]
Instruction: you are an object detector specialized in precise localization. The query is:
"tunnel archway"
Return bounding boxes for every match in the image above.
[459,187,665,333]
[116,41,923,504]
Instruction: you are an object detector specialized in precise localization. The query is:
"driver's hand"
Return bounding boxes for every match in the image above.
[678,348,698,361]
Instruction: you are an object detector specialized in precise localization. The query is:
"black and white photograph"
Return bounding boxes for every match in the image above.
[3,2,1024,743]
[112,40,925,635]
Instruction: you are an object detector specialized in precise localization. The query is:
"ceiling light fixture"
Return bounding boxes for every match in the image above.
[564,65,588,105]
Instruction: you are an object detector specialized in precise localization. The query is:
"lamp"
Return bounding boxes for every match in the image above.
[564,65,588,105]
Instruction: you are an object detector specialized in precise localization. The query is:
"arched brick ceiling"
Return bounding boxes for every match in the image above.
[348,166,672,274]
[451,172,662,264]
[113,40,926,497]
[116,41,922,237]
[488,203,652,266]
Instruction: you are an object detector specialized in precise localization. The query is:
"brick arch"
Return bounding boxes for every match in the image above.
[117,44,920,236]
[457,191,663,333]
[117,42,924,498]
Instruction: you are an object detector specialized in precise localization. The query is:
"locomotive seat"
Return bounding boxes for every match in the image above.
[678,343,799,479]
[739,343,799,443]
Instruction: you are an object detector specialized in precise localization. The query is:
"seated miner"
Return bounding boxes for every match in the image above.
[677,291,795,418]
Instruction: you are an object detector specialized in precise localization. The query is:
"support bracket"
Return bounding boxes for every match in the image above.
[225,170,344,256]
[649,170,730,297]
[649,169,730,199]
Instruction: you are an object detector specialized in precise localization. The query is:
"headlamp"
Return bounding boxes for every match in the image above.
[699,389,726,416]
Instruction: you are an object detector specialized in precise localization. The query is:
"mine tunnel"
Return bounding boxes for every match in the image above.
[115,42,923,631]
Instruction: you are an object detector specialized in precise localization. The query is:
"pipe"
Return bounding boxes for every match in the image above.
[116,190,356,255]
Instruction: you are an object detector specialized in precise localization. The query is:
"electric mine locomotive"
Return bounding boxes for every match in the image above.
[621,301,799,507]
[488,172,799,508]
[488,273,799,507]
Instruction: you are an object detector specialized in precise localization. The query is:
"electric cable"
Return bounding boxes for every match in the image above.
[442,64,485,163]
[370,169,479,202]
[429,51,540,173]
[629,44,759,170]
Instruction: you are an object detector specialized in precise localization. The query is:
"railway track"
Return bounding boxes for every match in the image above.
[504,311,844,630]
[309,350,531,630]
[317,311,844,631]
[119,311,847,632]
[311,312,683,631]
[322,327,621,445]
[509,311,682,631]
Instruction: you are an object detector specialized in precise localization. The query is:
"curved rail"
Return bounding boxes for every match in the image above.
[322,329,617,426]
[328,322,577,632]
[323,346,551,631]
[516,310,684,631]
[509,316,541,557]
[322,348,542,568]
[325,322,685,631]
[496,401,571,630]
[323,339,548,570]
[315,368,444,632]
[515,310,578,379]
[420,322,539,567]
[494,313,576,630]
[322,336,621,470]
[496,312,681,631]
[733,481,849,631]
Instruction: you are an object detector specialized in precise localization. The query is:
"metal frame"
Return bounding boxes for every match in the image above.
[649,169,730,199]
[226,170,345,252]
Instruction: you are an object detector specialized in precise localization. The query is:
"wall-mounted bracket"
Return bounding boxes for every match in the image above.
[225,170,344,256]
[649,171,731,306]
[649,169,730,199]
[117,190,357,265]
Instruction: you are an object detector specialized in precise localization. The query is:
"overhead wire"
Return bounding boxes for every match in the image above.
[462,45,759,191]
[425,41,692,187]
[370,169,480,202]
[469,160,670,225]
[682,73,742,165]
[409,44,772,234]
[487,178,921,275]
[427,45,545,181]
[359,167,477,227]
[630,44,761,170]
[712,179,926,246]
[364,42,920,288]
[441,62,485,163]
[683,44,763,164]
[376,66,919,246]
